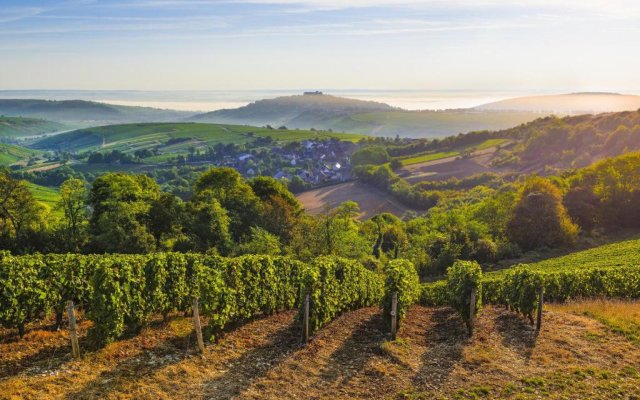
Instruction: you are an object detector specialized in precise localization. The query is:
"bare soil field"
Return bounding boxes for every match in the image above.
[296,181,415,219]
[2,304,639,399]
[398,147,504,184]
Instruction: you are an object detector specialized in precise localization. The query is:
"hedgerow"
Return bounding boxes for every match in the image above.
[382,259,420,329]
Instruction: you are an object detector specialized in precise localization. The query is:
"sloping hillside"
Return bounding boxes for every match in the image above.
[191,93,542,138]
[2,304,639,399]
[0,116,67,138]
[0,99,193,125]
[492,110,640,170]
[476,92,640,113]
[191,93,394,127]
[488,237,640,277]
[31,122,366,153]
[0,143,41,166]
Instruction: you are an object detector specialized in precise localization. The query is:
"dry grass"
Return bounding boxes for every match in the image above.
[548,299,640,345]
[1,304,640,399]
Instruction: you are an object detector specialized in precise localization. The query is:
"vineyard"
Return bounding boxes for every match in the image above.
[2,246,640,356]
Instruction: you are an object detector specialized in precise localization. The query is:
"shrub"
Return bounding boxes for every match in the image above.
[501,265,544,324]
[0,253,47,336]
[446,260,482,333]
[420,281,448,307]
[383,259,420,329]
[299,256,383,336]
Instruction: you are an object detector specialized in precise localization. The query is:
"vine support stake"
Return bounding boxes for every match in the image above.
[536,287,544,331]
[192,298,205,354]
[469,288,477,336]
[302,294,310,344]
[67,300,80,359]
[390,292,398,340]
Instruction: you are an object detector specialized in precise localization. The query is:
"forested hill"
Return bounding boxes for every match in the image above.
[0,99,193,125]
[491,109,640,170]
[0,116,67,138]
[190,93,394,127]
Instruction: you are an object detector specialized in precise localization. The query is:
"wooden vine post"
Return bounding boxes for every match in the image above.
[390,292,398,340]
[536,286,544,331]
[302,294,310,344]
[469,288,477,335]
[66,300,80,359]
[192,298,205,354]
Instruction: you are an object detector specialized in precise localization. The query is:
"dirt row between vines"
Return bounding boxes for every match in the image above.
[1,305,639,399]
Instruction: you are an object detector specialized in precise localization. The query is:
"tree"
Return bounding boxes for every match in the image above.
[183,199,232,254]
[563,186,599,232]
[251,176,302,241]
[507,177,578,251]
[0,170,44,248]
[57,178,88,251]
[87,173,160,253]
[351,146,390,166]
[193,168,261,240]
[147,192,186,249]
[237,226,281,255]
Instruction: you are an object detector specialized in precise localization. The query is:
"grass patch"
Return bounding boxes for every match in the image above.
[399,151,459,166]
[549,300,640,345]
[26,182,61,217]
[488,237,640,277]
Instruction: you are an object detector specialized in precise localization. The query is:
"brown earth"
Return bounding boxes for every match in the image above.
[296,181,415,219]
[1,305,639,399]
[398,146,506,184]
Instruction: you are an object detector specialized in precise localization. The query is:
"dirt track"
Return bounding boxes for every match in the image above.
[2,305,639,399]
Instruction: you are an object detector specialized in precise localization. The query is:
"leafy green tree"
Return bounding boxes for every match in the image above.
[182,199,232,254]
[193,168,261,240]
[351,146,390,166]
[250,176,302,241]
[237,226,282,255]
[507,177,578,251]
[147,192,186,250]
[88,173,160,253]
[57,178,88,251]
[0,170,45,249]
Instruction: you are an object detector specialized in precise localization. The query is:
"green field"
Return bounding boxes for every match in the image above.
[0,116,67,138]
[33,123,367,154]
[397,138,508,166]
[0,143,42,166]
[399,150,458,165]
[488,237,640,277]
[26,182,61,216]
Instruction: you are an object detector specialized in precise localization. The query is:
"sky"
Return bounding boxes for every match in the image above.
[1,0,640,92]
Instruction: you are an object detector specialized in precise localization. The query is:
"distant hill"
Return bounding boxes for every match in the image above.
[31,122,366,154]
[0,143,41,166]
[475,92,640,113]
[190,93,394,126]
[0,99,194,125]
[190,92,543,138]
[0,116,67,138]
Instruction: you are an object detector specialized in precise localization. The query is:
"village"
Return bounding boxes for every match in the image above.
[183,137,357,189]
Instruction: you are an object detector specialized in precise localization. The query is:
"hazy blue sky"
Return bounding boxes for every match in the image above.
[1,0,639,91]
